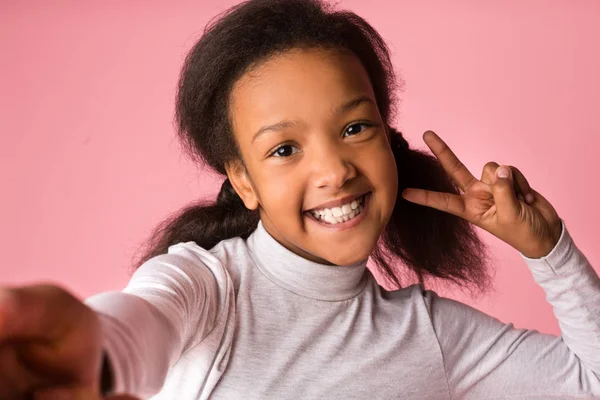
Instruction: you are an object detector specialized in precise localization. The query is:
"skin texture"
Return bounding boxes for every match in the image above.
[227,47,399,266]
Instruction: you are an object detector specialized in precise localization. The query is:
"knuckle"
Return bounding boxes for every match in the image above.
[509,165,523,179]
[492,179,510,191]
[482,162,499,181]
[0,287,19,307]
[444,194,451,210]
[483,161,499,173]
[35,283,70,303]
[31,284,81,312]
[449,157,463,175]
[423,190,431,204]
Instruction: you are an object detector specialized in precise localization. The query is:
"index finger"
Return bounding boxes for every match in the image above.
[423,130,478,193]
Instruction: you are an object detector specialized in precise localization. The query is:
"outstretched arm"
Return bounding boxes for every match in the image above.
[85,244,223,398]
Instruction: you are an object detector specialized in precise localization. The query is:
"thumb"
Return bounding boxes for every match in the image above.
[492,166,519,221]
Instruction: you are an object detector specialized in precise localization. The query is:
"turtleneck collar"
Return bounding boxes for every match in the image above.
[246,220,369,301]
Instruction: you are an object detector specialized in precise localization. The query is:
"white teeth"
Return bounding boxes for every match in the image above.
[313,207,363,225]
[309,194,366,225]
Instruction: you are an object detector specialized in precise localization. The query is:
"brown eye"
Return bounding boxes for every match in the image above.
[270,144,299,157]
[343,123,370,138]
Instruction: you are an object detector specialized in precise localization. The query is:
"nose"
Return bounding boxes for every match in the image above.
[310,146,357,189]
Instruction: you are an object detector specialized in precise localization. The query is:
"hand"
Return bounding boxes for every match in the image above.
[0,284,139,400]
[401,130,562,259]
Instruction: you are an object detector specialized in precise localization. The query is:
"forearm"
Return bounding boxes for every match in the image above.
[429,219,600,398]
[86,292,183,398]
[521,219,600,373]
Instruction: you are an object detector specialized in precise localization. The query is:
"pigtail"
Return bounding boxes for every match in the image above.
[133,179,259,268]
[372,128,494,297]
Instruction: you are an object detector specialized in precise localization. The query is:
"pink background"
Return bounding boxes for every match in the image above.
[1,0,599,336]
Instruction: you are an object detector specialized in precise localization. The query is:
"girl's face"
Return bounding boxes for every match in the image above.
[228,47,398,266]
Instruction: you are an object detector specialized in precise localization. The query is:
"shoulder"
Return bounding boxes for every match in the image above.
[128,237,243,294]
[378,283,481,321]
[375,282,440,317]
[160,236,249,288]
[378,282,430,303]
[161,236,244,273]
[404,284,508,340]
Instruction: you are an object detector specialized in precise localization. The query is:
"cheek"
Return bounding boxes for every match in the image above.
[370,147,399,211]
[256,172,305,217]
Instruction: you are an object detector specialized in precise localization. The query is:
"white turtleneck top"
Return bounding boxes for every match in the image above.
[85,219,600,399]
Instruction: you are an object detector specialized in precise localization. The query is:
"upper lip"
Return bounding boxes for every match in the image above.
[306,191,369,211]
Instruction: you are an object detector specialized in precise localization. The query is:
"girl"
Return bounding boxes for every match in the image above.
[1,0,599,399]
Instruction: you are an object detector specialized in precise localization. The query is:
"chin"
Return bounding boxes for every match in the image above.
[325,249,371,266]
[313,233,379,266]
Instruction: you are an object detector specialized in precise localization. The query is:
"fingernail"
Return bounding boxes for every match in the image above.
[526,193,535,203]
[496,167,510,178]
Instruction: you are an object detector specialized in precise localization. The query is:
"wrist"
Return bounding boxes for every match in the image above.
[521,220,562,259]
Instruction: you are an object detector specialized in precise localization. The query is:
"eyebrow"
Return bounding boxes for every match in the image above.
[250,94,375,143]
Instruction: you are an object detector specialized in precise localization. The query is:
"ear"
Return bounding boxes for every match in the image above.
[225,161,259,211]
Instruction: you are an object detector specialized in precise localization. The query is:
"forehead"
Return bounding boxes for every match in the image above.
[229,47,375,131]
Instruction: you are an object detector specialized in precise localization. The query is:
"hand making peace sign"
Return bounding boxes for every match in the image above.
[401,130,563,259]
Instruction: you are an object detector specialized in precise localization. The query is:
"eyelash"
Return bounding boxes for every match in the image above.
[268,122,373,158]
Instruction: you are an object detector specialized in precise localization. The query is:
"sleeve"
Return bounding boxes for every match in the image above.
[424,219,600,400]
[84,244,221,398]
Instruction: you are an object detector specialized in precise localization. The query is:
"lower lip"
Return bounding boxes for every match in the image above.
[305,193,371,231]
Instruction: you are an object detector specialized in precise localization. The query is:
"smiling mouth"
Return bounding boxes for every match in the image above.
[307,193,368,225]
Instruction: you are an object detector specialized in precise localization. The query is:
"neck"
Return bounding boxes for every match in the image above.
[246,220,370,301]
